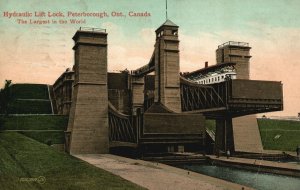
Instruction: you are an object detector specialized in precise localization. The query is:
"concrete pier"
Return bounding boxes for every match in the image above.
[216,42,263,153]
[66,29,109,154]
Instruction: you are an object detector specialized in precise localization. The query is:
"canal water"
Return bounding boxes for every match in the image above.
[178,163,300,190]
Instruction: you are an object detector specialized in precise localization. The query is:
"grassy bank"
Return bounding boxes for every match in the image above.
[8,100,52,114]
[0,115,68,130]
[258,119,300,151]
[10,84,49,99]
[0,132,144,190]
[205,120,216,132]
[2,83,52,114]
[204,118,300,152]
[0,115,68,145]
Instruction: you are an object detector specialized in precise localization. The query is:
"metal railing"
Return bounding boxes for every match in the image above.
[79,27,106,32]
[218,41,249,48]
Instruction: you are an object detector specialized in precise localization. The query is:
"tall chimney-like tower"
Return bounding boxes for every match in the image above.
[205,61,208,68]
[66,28,109,154]
[215,41,263,153]
[154,19,181,113]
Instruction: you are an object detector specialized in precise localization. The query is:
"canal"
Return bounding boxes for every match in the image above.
[178,163,300,190]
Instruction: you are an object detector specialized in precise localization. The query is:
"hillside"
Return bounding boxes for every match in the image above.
[0,132,144,190]
[0,115,68,145]
[3,83,53,114]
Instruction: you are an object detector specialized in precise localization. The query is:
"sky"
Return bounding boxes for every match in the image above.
[0,0,299,116]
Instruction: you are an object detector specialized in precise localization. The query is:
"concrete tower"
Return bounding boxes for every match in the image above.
[66,28,109,154]
[216,41,263,153]
[154,20,181,113]
[216,41,251,79]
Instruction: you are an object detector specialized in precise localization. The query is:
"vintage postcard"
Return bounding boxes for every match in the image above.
[0,0,299,189]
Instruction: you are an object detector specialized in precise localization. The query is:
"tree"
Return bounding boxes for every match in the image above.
[0,80,12,115]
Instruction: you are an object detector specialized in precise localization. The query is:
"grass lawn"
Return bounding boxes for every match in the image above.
[205,118,300,152]
[11,84,49,100]
[258,119,300,151]
[257,119,300,130]
[8,100,52,114]
[0,132,144,190]
[205,120,216,132]
[3,84,52,114]
[0,115,68,145]
[0,115,68,130]
[18,131,65,144]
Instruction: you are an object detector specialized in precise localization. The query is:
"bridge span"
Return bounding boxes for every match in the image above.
[180,77,283,117]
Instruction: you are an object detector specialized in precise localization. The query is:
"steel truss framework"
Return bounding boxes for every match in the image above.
[180,79,226,112]
[108,102,137,143]
[108,77,283,145]
[180,79,283,117]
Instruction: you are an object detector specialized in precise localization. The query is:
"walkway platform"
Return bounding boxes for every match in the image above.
[74,154,253,190]
[208,155,300,177]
